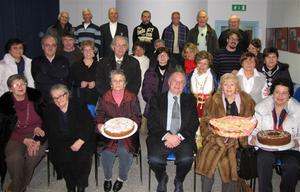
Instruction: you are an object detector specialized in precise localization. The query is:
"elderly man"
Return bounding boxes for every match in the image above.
[100,8,128,57]
[147,71,199,192]
[74,8,102,58]
[162,12,189,64]
[58,33,83,67]
[132,10,160,58]
[213,31,242,79]
[31,35,69,102]
[218,15,249,52]
[96,35,141,96]
[187,10,218,55]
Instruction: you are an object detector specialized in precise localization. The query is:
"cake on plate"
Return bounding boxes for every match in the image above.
[257,130,291,146]
[209,116,256,138]
[103,117,135,138]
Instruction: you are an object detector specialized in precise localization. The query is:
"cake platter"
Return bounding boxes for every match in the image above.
[256,140,295,151]
[100,117,138,140]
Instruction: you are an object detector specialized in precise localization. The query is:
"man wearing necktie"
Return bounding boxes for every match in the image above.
[147,71,199,192]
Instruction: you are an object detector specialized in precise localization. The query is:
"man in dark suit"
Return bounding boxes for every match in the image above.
[96,35,141,96]
[147,71,199,192]
[99,8,128,58]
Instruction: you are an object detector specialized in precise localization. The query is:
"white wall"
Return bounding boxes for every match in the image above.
[207,0,267,46]
[267,0,300,83]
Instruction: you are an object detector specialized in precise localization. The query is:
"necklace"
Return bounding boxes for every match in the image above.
[16,103,30,128]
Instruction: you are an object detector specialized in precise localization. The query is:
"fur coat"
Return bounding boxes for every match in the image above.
[195,91,255,183]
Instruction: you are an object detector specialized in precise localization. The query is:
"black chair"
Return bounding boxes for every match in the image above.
[148,152,197,192]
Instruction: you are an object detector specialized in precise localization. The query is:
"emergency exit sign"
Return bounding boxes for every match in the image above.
[232,4,247,11]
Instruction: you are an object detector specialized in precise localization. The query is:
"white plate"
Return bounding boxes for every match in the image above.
[100,118,138,140]
[256,140,295,151]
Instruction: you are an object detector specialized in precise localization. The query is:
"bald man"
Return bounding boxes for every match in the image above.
[218,15,250,52]
[100,8,128,57]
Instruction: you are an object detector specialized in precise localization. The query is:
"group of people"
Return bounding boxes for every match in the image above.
[0,6,299,192]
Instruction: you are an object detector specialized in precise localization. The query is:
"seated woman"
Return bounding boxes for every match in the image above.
[43,84,95,192]
[0,74,46,192]
[237,52,267,104]
[0,38,35,96]
[142,47,176,118]
[196,73,255,192]
[182,42,198,75]
[96,70,141,192]
[249,78,300,192]
[247,38,264,71]
[70,40,99,105]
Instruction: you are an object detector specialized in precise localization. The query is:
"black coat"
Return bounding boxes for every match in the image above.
[42,97,95,177]
[96,54,141,96]
[99,22,129,57]
[0,88,45,183]
[146,92,199,148]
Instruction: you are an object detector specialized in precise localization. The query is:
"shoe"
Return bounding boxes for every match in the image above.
[104,180,112,192]
[156,174,168,192]
[77,187,85,192]
[67,187,76,192]
[174,178,183,192]
[112,180,123,192]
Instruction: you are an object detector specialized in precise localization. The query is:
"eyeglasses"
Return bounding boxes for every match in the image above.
[12,83,27,88]
[52,93,67,101]
[273,91,289,97]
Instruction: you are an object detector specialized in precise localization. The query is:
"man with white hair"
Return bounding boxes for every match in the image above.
[74,8,102,58]
[100,8,128,57]
[218,15,250,52]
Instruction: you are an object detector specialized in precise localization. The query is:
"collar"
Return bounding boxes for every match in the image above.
[237,68,260,77]
[110,21,117,26]
[115,56,124,62]
[46,55,55,62]
[168,91,181,101]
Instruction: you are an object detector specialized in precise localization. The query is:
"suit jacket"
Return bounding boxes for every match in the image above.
[146,92,199,148]
[96,54,141,96]
[99,22,128,57]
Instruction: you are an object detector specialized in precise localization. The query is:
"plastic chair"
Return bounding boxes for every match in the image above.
[148,152,197,192]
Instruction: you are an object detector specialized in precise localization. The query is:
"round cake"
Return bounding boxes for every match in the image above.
[209,116,256,138]
[257,130,291,146]
[103,117,135,138]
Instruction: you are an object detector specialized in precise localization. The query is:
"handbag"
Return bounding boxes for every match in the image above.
[236,140,258,180]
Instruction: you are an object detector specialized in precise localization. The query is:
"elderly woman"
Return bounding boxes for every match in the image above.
[237,52,267,103]
[249,78,300,192]
[70,40,99,105]
[46,11,73,51]
[142,47,176,118]
[0,38,34,96]
[196,73,255,192]
[43,84,95,192]
[262,47,292,89]
[247,38,264,71]
[182,42,198,75]
[0,74,46,192]
[96,70,141,192]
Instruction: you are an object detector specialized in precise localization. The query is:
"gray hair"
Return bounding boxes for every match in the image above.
[41,34,57,46]
[154,39,165,47]
[168,70,186,85]
[50,84,71,98]
[57,11,69,20]
[7,74,27,88]
[110,69,127,85]
[82,8,92,15]
[111,35,129,49]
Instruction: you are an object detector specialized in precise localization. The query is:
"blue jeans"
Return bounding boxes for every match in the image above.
[101,141,133,181]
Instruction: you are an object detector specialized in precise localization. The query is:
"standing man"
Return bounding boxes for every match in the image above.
[74,8,102,58]
[100,8,128,57]
[187,10,218,55]
[58,33,83,67]
[96,36,141,96]
[218,15,250,52]
[147,71,199,192]
[162,11,189,64]
[213,31,242,79]
[31,35,69,102]
[132,10,160,58]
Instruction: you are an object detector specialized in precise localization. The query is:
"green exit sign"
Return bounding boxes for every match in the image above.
[232,4,247,11]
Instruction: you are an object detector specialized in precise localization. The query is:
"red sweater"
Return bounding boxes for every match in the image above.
[184,59,196,75]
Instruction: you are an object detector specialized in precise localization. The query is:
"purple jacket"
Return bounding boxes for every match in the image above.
[142,64,176,118]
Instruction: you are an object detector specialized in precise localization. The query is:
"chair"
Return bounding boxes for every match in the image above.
[45,149,56,187]
[148,152,197,192]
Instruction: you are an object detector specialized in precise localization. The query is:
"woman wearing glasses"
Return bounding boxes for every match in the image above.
[0,74,46,192]
[43,84,95,192]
